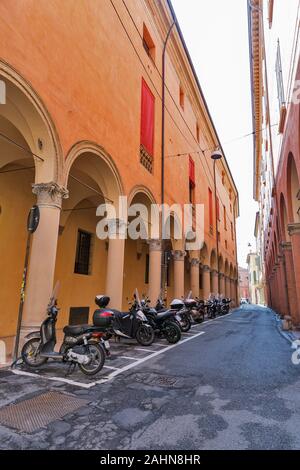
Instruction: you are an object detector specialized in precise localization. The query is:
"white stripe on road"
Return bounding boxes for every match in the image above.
[135,348,154,352]
[95,331,205,385]
[103,365,121,370]
[12,368,93,389]
[121,356,139,361]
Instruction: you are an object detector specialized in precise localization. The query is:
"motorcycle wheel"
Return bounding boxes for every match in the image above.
[163,321,181,344]
[21,338,48,367]
[194,316,204,323]
[78,342,105,376]
[179,314,191,332]
[136,325,155,346]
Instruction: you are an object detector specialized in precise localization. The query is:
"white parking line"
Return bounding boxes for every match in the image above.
[135,348,154,352]
[121,356,139,361]
[103,365,121,370]
[12,329,207,389]
[95,331,205,385]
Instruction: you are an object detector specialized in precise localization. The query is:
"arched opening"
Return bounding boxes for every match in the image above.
[123,189,156,306]
[54,145,123,332]
[287,152,300,223]
[280,193,290,242]
[0,63,60,358]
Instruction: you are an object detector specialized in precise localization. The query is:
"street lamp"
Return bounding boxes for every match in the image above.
[211,149,223,288]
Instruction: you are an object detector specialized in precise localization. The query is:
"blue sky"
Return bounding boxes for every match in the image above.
[172,0,258,266]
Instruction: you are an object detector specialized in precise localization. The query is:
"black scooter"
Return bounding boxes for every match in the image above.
[139,297,182,344]
[93,292,155,346]
[21,283,106,376]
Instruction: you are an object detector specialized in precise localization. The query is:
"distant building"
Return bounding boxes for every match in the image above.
[238,267,250,301]
[246,252,265,305]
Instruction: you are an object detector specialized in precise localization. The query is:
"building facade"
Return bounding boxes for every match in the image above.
[238,267,250,301]
[0,0,239,362]
[248,0,300,324]
[246,251,265,305]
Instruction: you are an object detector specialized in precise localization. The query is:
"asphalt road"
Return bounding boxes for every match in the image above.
[1,304,300,450]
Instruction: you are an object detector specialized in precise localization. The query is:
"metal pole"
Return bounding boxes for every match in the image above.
[13,231,31,362]
[161,21,175,294]
[213,159,219,281]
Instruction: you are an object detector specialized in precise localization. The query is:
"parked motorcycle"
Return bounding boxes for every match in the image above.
[155,297,191,332]
[22,283,107,376]
[220,298,231,315]
[139,297,182,344]
[185,291,204,323]
[93,292,155,346]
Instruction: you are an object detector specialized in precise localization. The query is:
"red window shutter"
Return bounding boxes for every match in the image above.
[140,78,155,155]
[208,188,213,227]
[224,205,227,230]
[189,156,195,187]
[216,197,220,221]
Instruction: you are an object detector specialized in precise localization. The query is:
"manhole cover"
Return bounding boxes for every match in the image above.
[149,376,178,387]
[0,391,88,433]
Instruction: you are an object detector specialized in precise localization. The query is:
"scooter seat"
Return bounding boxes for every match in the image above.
[63,324,90,336]
[156,310,172,320]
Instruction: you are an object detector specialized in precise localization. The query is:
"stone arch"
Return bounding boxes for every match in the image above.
[54,143,125,327]
[200,242,209,265]
[286,152,300,223]
[218,254,224,274]
[210,249,217,271]
[0,61,63,357]
[0,60,62,182]
[229,263,234,278]
[224,259,230,277]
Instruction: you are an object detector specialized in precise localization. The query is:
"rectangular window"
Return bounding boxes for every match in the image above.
[69,307,89,325]
[225,239,228,249]
[231,222,234,240]
[145,253,149,284]
[275,40,286,110]
[189,156,195,204]
[140,78,155,156]
[223,205,227,230]
[208,188,213,231]
[74,229,92,275]
[143,23,155,62]
[179,86,185,110]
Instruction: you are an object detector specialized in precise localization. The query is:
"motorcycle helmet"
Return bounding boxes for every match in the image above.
[95,295,110,308]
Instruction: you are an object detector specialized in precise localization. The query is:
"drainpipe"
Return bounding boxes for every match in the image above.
[161,20,175,292]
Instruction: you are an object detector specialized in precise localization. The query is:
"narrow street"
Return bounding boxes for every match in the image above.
[1,305,299,450]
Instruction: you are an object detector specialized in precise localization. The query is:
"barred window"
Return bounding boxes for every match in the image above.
[74,229,92,275]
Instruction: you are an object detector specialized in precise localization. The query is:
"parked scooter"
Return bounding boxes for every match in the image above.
[184,291,204,323]
[22,283,107,376]
[155,297,191,332]
[220,298,231,315]
[139,297,182,344]
[93,291,155,346]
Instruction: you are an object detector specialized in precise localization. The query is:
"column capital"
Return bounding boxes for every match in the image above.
[32,182,68,209]
[106,218,127,237]
[201,264,210,273]
[147,239,162,252]
[211,269,218,277]
[172,250,186,261]
[280,241,292,251]
[190,258,200,267]
[219,273,225,279]
[288,223,300,236]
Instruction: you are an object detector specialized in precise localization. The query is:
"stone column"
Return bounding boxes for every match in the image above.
[172,250,186,298]
[211,269,219,296]
[190,258,200,298]
[219,273,225,297]
[105,219,126,310]
[278,254,289,317]
[147,239,162,306]
[202,264,211,300]
[225,276,231,298]
[284,234,300,324]
[22,182,68,334]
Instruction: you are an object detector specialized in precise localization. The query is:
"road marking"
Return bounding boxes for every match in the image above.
[95,331,205,385]
[103,365,121,370]
[121,356,139,361]
[182,332,196,336]
[12,368,93,389]
[135,348,154,352]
